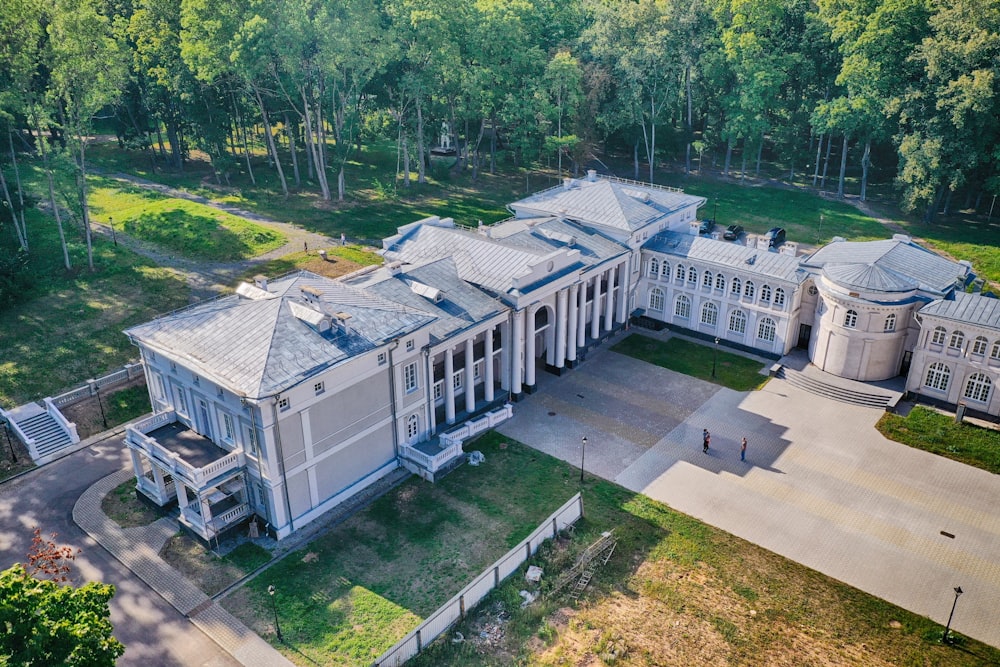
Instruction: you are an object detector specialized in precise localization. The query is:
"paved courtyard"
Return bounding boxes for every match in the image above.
[498,338,1000,648]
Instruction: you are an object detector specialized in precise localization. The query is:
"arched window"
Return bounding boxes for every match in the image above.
[728,309,747,335]
[760,285,772,303]
[675,264,685,282]
[773,288,786,308]
[687,266,698,284]
[991,341,1000,360]
[649,258,659,277]
[661,261,671,279]
[931,326,947,345]
[701,302,718,327]
[702,271,713,289]
[948,331,965,351]
[924,362,951,392]
[972,336,988,356]
[731,278,742,297]
[648,287,664,312]
[757,317,776,342]
[406,414,419,441]
[844,309,858,328]
[743,281,755,299]
[715,274,726,292]
[884,314,896,333]
[674,295,691,319]
[964,373,992,403]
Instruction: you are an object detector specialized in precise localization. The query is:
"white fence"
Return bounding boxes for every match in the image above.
[371,493,584,667]
[50,362,144,408]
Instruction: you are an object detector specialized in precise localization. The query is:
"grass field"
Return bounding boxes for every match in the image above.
[221,432,999,666]
[611,334,771,391]
[877,406,1000,474]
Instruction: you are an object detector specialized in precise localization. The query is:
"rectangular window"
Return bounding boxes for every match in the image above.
[192,374,200,386]
[404,362,418,393]
[433,381,443,400]
[473,361,482,380]
[246,426,259,457]
[175,387,188,415]
[170,361,177,373]
[222,413,235,442]
[216,386,224,398]
[314,381,325,395]
[378,352,387,365]
[278,397,290,411]
[154,374,166,400]
[453,372,463,390]
[256,483,266,507]
[406,340,414,351]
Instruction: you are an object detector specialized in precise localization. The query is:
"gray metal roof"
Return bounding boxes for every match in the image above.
[486,216,628,265]
[382,223,582,296]
[644,232,806,284]
[125,272,435,399]
[802,239,966,295]
[359,257,506,344]
[511,177,706,233]
[822,263,917,293]
[919,291,1000,330]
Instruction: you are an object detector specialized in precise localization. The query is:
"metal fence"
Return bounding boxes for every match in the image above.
[50,362,144,408]
[371,493,584,667]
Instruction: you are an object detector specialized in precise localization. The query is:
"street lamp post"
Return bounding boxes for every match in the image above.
[268,584,283,641]
[1,419,17,463]
[580,436,587,484]
[943,586,963,643]
[711,337,720,379]
[109,216,117,246]
[94,386,108,429]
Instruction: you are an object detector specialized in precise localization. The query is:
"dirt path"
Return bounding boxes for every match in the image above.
[93,172,339,301]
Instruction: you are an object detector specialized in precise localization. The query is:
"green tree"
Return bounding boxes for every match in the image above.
[544,49,583,177]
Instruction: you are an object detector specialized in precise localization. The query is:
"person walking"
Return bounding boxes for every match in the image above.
[740,436,747,462]
[703,429,711,453]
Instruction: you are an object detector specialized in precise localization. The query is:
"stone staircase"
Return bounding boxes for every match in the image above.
[773,366,901,410]
[1,402,80,464]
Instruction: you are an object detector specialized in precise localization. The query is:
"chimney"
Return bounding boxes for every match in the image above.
[300,285,322,304]
[253,274,268,291]
[387,261,403,276]
[587,169,597,182]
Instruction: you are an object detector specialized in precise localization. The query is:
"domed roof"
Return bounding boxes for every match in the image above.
[822,262,917,293]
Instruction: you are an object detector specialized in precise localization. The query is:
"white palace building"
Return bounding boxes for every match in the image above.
[121,172,999,542]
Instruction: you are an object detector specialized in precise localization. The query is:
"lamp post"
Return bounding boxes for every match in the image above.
[580,436,587,484]
[94,386,108,429]
[1,419,17,463]
[711,337,720,379]
[943,586,963,644]
[267,584,283,641]
[108,216,117,246]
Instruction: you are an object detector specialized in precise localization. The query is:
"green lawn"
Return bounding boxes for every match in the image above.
[87,177,286,261]
[611,333,770,391]
[220,431,999,666]
[877,406,1000,474]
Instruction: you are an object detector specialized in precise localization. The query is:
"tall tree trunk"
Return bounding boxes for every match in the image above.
[837,134,848,198]
[648,95,656,183]
[285,113,301,187]
[821,134,832,188]
[942,188,953,216]
[0,156,26,251]
[302,91,330,200]
[489,113,496,175]
[337,165,345,202]
[402,133,410,188]
[472,119,485,182]
[633,137,640,180]
[254,88,287,198]
[812,133,823,186]
[68,120,95,271]
[236,100,256,185]
[7,131,28,250]
[724,137,733,176]
[33,113,71,270]
[755,134,763,177]
[684,65,693,175]
[860,137,871,202]
[740,140,747,183]
[415,96,426,184]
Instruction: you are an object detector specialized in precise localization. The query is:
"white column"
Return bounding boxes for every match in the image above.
[590,275,602,340]
[555,289,568,368]
[128,448,143,476]
[499,321,510,391]
[511,310,523,395]
[150,464,167,499]
[485,327,495,402]
[176,482,189,511]
[465,338,475,414]
[427,353,437,433]
[525,305,537,387]
[567,284,579,364]
[577,279,588,347]
[616,259,630,324]
[444,347,456,425]
[604,266,615,332]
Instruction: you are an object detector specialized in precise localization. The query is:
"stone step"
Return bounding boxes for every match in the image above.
[776,368,894,409]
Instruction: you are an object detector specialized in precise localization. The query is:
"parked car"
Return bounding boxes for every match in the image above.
[764,227,786,247]
[698,219,715,234]
[723,224,744,240]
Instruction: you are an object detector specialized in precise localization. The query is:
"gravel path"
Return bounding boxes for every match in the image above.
[95,172,338,302]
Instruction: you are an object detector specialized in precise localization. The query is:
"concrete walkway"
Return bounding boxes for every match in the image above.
[498,336,1000,648]
[74,469,294,667]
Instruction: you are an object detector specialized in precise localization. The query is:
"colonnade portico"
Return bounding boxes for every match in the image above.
[430,324,503,431]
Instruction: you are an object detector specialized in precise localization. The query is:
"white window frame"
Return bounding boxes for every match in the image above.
[403,362,418,393]
[743,281,755,300]
[473,360,482,380]
[715,274,725,292]
[406,339,414,351]
[278,397,290,412]
[924,362,951,392]
[700,302,718,327]
[773,288,785,308]
[452,371,463,391]
[972,336,988,356]
[931,326,947,346]
[991,341,1000,360]
[222,413,235,443]
[649,258,659,277]
[649,287,665,312]
[757,317,776,343]
[702,271,713,289]
[674,295,691,319]
[884,314,896,333]
[378,352,387,365]
[964,373,992,403]
[433,380,443,401]
[731,278,741,297]
[760,285,772,303]
[844,309,858,329]
[175,387,188,416]
[406,414,419,440]
[314,381,325,395]
[728,309,747,335]
[948,330,964,351]
[687,267,698,285]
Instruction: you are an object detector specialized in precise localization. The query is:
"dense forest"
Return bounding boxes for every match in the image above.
[0,0,997,280]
